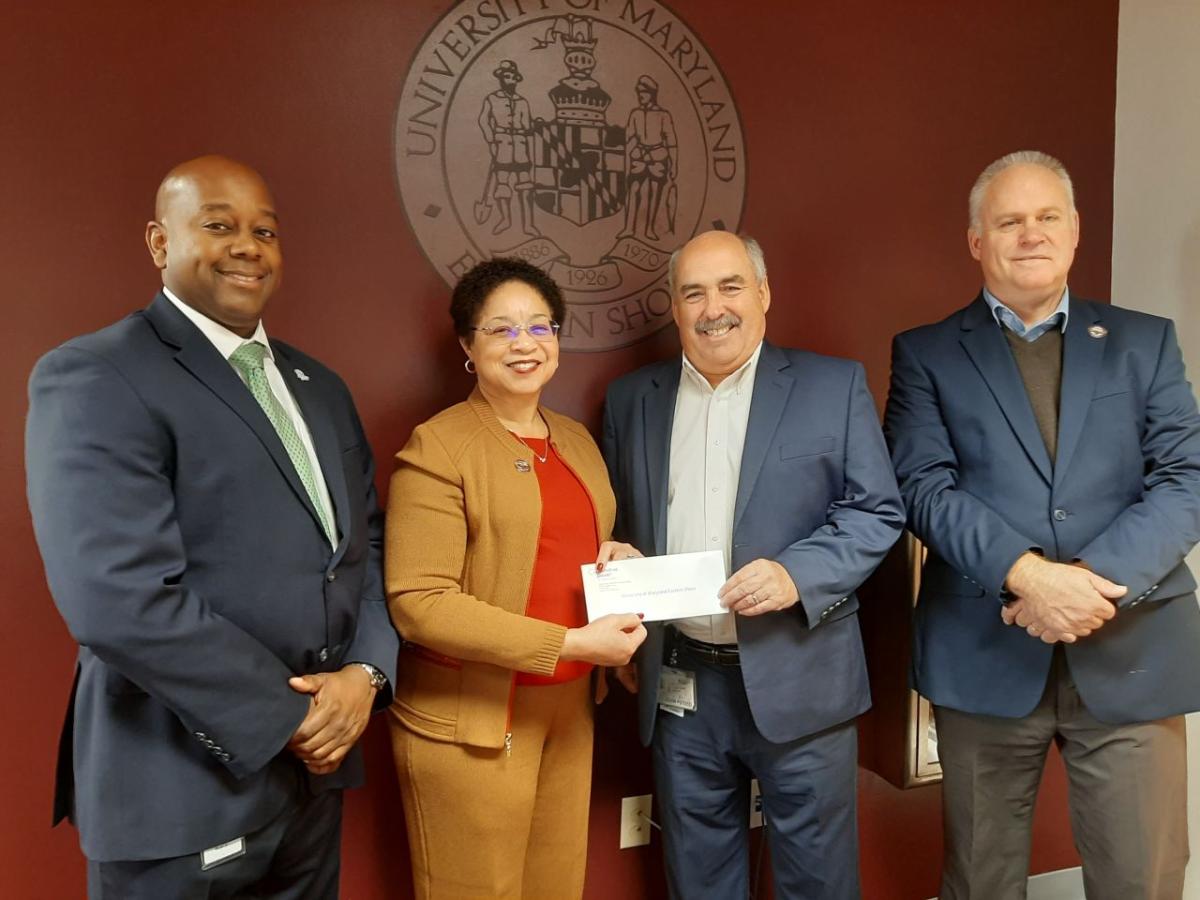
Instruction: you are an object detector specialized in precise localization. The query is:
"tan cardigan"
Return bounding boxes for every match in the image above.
[385,389,616,749]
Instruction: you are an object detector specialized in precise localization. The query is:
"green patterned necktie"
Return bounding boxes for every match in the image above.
[228,341,336,544]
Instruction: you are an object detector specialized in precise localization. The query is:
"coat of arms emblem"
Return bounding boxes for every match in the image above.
[395,0,747,350]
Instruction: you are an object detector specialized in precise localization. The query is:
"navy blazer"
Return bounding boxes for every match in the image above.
[603,342,904,746]
[26,294,398,862]
[885,295,1200,724]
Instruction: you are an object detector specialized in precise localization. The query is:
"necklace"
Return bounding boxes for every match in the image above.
[514,433,549,464]
[511,412,550,463]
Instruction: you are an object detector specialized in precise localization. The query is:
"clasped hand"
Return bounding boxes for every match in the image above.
[287,665,378,775]
[1000,553,1125,644]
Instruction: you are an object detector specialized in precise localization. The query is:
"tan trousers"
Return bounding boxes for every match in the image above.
[388,677,593,900]
[936,648,1188,900]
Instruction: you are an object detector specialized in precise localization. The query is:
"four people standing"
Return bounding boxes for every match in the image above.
[26,151,1200,899]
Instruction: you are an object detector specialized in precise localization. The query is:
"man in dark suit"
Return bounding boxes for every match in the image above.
[603,230,904,899]
[885,150,1200,899]
[26,155,398,899]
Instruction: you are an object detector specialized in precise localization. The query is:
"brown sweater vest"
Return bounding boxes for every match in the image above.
[1004,327,1063,462]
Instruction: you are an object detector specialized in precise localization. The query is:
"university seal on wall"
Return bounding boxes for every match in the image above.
[395,0,747,351]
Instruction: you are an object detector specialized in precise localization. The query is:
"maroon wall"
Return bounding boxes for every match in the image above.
[1,2,1117,897]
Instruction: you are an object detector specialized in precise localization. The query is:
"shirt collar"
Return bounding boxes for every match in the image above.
[681,341,763,397]
[163,287,272,362]
[982,285,1070,337]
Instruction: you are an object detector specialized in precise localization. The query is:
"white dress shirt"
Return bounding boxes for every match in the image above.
[163,288,337,549]
[666,342,763,644]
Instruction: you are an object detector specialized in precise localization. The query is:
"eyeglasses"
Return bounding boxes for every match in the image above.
[471,321,561,342]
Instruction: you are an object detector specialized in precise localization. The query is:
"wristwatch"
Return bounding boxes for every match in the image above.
[354,662,388,691]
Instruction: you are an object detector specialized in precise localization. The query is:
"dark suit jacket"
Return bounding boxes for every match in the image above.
[603,341,905,746]
[885,295,1200,724]
[25,293,398,862]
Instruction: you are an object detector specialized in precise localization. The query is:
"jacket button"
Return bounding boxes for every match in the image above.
[1052,508,1068,521]
[319,647,329,662]
[326,572,337,583]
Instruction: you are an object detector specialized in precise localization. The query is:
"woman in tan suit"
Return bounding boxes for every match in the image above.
[386,258,647,900]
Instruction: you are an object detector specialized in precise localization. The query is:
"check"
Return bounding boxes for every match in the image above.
[581,550,727,622]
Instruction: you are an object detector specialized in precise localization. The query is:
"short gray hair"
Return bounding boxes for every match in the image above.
[667,233,768,294]
[968,150,1075,231]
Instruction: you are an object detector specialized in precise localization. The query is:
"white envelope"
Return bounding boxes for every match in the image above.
[580,550,728,623]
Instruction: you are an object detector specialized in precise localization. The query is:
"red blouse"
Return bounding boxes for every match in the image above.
[515,436,599,686]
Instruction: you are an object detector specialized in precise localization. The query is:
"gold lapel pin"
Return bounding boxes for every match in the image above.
[1088,325,1107,339]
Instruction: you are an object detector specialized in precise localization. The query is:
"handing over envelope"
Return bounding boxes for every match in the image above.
[581,550,727,622]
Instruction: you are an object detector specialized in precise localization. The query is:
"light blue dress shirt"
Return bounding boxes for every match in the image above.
[983,286,1071,341]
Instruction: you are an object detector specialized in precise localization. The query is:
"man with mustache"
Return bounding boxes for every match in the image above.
[885,150,1200,898]
[603,230,904,898]
[26,155,398,898]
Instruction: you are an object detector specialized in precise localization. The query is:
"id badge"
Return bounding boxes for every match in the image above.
[200,837,246,870]
[657,665,697,713]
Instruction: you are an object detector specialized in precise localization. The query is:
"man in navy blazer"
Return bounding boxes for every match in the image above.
[603,231,904,899]
[885,151,1200,898]
[26,156,398,898]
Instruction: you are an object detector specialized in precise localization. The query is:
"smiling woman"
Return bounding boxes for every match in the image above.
[460,276,563,411]
[382,257,647,899]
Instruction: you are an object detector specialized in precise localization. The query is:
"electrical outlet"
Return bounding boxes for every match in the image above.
[749,778,763,828]
[619,794,653,849]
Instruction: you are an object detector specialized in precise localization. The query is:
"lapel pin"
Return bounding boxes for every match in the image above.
[1087,325,1107,339]
[294,368,310,381]
[514,459,531,473]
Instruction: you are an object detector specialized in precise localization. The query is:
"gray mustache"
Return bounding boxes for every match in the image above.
[695,314,741,334]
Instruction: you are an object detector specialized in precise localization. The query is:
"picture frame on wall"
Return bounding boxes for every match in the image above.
[904,532,943,786]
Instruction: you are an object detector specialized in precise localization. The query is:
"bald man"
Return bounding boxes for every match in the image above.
[602,232,903,898]
[26,156,398,899]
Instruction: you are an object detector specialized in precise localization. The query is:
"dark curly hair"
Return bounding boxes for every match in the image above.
[450,257,566,343]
